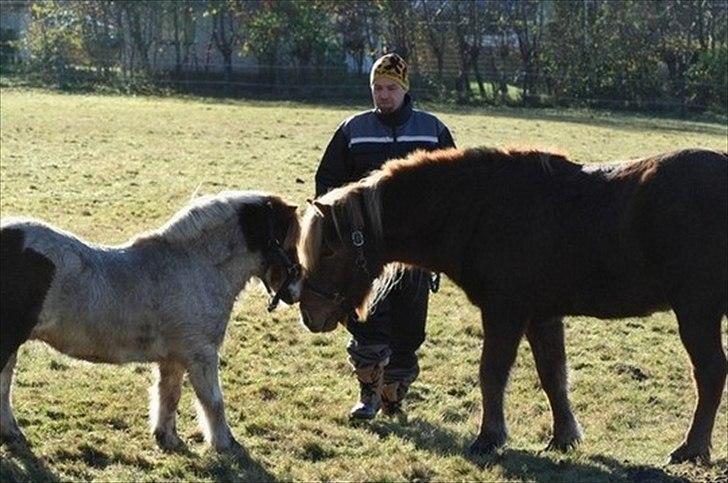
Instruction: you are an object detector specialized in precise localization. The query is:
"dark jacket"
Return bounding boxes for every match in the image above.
[315,94,455,196]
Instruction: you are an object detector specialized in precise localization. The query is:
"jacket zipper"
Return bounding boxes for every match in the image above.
[391,127,397,157]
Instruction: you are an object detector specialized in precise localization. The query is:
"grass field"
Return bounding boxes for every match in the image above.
[1,88,726,482]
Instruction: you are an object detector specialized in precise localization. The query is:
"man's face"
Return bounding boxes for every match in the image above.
[371,78,406,114]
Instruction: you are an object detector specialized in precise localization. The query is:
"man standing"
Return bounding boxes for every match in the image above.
[315,53,455,419]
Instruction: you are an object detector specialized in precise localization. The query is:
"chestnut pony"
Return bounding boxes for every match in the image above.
[297,147,727,463]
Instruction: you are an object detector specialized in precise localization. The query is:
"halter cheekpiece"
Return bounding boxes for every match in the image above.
[261,203,302,312]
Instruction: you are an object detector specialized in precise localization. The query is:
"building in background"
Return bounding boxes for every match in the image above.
[0,0,31,65]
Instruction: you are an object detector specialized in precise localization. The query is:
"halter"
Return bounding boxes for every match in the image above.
[261,206,302,312]
[303,227,370,322]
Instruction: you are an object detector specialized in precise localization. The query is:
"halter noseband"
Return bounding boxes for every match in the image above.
[261,206,302,312]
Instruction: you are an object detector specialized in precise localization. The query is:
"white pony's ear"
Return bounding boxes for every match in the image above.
[284,202,298,215]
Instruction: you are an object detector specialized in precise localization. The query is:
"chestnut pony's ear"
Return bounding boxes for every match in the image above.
[307,199,327,218]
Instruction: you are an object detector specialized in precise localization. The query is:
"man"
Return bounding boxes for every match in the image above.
[315,53,455,419]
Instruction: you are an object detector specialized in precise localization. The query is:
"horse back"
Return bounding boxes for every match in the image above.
[559,148,727,317]
[632,149,727,308]
[462,148,726,319]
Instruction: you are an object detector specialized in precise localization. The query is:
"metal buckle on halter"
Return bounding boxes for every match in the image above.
[351,230,364,247]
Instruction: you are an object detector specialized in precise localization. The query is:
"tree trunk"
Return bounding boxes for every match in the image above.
[224,51,232,96]
[472,57,486,101]
[173,6,182,80]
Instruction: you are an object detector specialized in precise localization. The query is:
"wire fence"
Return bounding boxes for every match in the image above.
[10,60,722,116]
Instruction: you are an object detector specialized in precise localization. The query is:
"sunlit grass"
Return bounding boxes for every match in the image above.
[1,88,726,481]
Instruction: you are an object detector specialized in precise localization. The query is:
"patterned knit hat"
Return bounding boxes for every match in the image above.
[370,53,409,91]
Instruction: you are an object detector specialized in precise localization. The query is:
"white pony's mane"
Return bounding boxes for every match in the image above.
[135,190,269,245]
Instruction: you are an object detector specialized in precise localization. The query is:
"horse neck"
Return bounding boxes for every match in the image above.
[201,225,263,292]
[376,166,470,277]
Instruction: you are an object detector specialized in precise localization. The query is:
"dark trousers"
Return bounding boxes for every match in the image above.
[346,269,429,384]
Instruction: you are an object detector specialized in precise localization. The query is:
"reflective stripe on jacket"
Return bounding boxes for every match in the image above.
[315,95,455,196]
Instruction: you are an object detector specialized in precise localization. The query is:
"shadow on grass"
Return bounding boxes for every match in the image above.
[0,441,59,483]
[1,438,275,483]
[362,417,701,483]
[470,450,690,483]
[194,443,276,482]
[363,416,465,456]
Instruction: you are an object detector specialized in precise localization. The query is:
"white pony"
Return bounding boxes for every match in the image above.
[0,191,301,452]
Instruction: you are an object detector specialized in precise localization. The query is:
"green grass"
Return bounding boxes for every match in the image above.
[1,88,727,482]
[467,80,523,103]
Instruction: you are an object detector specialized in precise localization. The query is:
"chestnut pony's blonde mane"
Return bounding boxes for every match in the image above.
[299,167,402,317]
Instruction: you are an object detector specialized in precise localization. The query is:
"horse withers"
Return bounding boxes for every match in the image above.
[297,147,727,463]
[0,191,302,452]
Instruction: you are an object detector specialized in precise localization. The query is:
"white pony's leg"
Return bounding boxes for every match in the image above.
[186,350,238,452]
[150,359,185,451]
[1,352,25,444]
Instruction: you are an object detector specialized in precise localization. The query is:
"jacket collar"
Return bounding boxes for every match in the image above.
[374,93,413,128]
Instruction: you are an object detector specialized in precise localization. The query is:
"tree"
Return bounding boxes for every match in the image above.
[285,1,339,83]
[206,0,246,92]
[487,2,516,103]
[504,0,546,104]
[544,0,599,101]
[331,0,380,75]
[75,1,122,81]
[376,0,417,62]
[122,1,160,76]
[467,0,489,100]
[450,0,490,101]
[419,0,450,82]
[25,0,85,86]
[244,1,286,87]
[450,1,471,100]
[162,0,198,79]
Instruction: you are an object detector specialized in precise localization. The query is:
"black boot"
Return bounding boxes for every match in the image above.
[349,364,384,420]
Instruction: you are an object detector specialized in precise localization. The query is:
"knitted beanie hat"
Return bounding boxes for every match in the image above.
[370,53,409,91]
